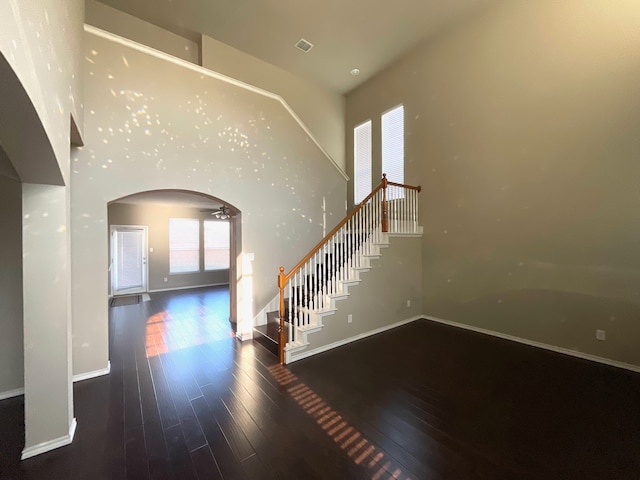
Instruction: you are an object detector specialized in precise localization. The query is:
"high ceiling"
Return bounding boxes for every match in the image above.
[96,0,495,93]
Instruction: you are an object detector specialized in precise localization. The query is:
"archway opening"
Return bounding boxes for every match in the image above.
[107,189,242,357]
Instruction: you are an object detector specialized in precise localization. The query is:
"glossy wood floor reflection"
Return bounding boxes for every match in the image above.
[2,287,640,479]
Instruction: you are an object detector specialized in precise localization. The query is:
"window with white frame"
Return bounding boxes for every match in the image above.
[169,218,200,273]
[382,104,404,198]
[354,120,372,204]
[204,220,230,270]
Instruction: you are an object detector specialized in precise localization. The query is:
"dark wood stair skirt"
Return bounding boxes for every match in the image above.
[253,311,289,357]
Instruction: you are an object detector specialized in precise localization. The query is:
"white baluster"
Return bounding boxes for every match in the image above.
[352,214,356,269]
[341,227,344,283]
[349,219,352,274]
[356,213,360,266]
[318,247,322,309]
[366,200,370,255]
[346,219,350,273]
[322,245,326,307]
[325,235,336,298]
[295,272,300,333]
[413,189,417,232]
[409,189,413,232]
[403,187,407,233]
[394,187,399,232]
[416,189,419,231]
[305,262,309,327]
[408,188,411,233]
[411,188,415,232]
[392,186,397,232]
[287,282,292,344]
[375,191,380,243]
[312,253,317,313]
[388,188,393,233]
[335,228,340,288]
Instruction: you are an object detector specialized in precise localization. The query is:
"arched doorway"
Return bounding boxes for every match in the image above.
[107,189,241,334]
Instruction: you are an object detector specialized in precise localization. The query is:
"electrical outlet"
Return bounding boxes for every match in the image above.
[149,247,154,253]
[596,329,606,341]
[406,299,411,308]
[164,277,168,282]
[347,314,353,323]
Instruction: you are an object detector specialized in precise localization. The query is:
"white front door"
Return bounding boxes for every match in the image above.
[110,226,148,295]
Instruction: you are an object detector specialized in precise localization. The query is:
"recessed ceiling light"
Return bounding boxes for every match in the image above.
[350,68,360,76]
[295,38,314,53]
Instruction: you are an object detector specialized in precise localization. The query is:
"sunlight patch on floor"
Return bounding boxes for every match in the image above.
[145,309,233,358]
[268,364,411,480]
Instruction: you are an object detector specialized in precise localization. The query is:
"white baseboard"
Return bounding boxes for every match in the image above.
[423,315,640,375]
[289,315,423,363]
[236,331,254,342]
[21,417,77,460]
[73,361,111,383]
[148,282,229,293]
[0,387,25,401]
[2,362,112,398]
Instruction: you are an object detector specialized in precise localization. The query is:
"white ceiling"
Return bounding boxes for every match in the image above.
[95,0,495,93]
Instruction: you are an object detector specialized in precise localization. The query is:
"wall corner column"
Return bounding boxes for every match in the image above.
[21,183,75,459]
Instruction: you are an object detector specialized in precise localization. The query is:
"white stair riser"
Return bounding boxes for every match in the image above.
[282,232,414,361]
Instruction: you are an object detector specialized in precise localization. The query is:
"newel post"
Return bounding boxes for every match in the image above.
[278,266,287,364]
[381,174,389,233]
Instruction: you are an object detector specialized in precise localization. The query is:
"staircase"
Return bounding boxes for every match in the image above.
[253,175,421,364]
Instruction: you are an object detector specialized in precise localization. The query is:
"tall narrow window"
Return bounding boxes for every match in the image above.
[169,218,200,273]
[382,105,404,197]
[204,220,230,270]
[354,120,372,204]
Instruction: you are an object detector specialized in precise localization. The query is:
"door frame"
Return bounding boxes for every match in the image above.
[109,225,149,296]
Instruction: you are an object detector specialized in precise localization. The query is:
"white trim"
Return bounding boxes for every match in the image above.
[0,387,24,401]
[21,417,77,460]
[110,225,149,295]
[288,315,422,363]
[148,282,229,293]
[84,25,348,182]
[236,331,254,342]
[73,361,111,383]
[423,316,640,375]
[387,232,423,238]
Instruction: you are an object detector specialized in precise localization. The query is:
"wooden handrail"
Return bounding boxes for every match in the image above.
[280,183,384,284]
[280,176,421,282]
[387,180,422,192]
[277,174,421,364]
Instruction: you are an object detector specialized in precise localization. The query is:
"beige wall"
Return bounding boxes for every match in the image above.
[201,35,346,172]
[347,0,640,367]
[108,203,229,292]
[0,0,84,180]
[85,0,200,64]
[0,172,23,395]
[1,0,84,455]
[23,184,74,451]
[297,235,422,359]
[71,30,347,377]
[83,2,345,174]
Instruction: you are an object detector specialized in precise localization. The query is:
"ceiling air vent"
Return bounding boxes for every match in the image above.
[295,38,314,53]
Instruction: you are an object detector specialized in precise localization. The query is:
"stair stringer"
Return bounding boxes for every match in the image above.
[283,234,394,362]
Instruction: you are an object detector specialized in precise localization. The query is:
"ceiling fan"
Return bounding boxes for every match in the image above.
[201,204,233,219]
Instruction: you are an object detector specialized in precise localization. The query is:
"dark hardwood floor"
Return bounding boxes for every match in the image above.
[1,285,639,479]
